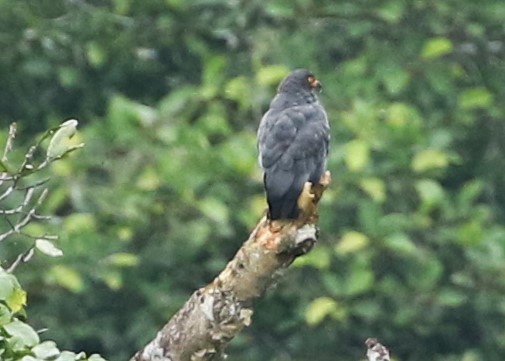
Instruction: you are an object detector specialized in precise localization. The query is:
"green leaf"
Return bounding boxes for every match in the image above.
[414,257,443,290]
[377,0,405,23]
[49,265,84,293]
[411,149,449,172]
[345,266,374,296]
[305,297,345,326]
[384,233,417,255]
[321,273,345,296]
[351,300,381,320]
[20,356,40,361]
[335,231,369,255]
[416,179,445,211]
[198,197,229,224]
[0,270,26,313]
[64,213,97,235]
[4,320,40,349]
[292,246,331,269]
[386,102,422,129]
[457,220,483,245]
[0,272,15,301]
[106,253,139,267]
[102,271,123,290]
[265,2,295,17]
[32,341,60,359]
[421,37,453,59]
[459,180,484,206]
[458,87,493,110]
[58,66,81,88]
[438,289,467,307]
[382,67,410,94]
[55,351,80,361]
[136,166,161,191]
[35,239,64,257]
[359,177,386,203]
[345,139,369,171]
[0,303,12,325]
[256,65,289,86]
[86,42,107,67]
[224,76,250,106]
[47,119,82,159]
[7,287,27,314]
[0,159,10,172]
[88,354,107,361]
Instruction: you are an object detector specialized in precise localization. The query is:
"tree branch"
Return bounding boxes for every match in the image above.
[130,172,331,361]
[365,338,390,361]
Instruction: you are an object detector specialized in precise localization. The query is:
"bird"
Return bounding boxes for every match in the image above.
[365,338,390,361]
[257,69,330,220]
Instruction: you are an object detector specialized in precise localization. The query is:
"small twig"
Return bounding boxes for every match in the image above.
[17,177,50,190]
[0,187,37,215]
[0,206,24,215]
[0,188,48,242]
[20,232,58,241]
[365,338,390,361]
[2,123,16,162]
[32,214,52,220]
[7,246,36,273]
[0,120,83,267]
[0,185,15,202]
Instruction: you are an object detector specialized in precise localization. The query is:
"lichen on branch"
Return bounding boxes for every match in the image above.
[130,172,331,361]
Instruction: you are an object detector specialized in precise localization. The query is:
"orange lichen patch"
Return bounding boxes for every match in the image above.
[260,225,283,250]
[253,221,271,243]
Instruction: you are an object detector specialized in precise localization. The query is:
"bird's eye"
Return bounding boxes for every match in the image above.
[307,75,321,89]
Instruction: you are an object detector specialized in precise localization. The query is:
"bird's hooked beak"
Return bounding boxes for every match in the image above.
[308,76,322,92]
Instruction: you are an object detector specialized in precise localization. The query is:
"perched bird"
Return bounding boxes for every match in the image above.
[365,338,390,361]
[257,69,330,220]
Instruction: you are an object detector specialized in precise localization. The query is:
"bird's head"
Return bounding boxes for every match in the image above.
[277,69,322,94]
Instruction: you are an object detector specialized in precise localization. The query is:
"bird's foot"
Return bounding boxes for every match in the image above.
[297,182,315,214]
[297,182,316,224]
[319,170,332,188]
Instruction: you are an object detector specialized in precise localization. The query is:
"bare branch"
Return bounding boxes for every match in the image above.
[17,177,50,190]
[0,120,82,266]
[0,185,15,202]
[7,246,35,273]
[0,187,36,215]
[130,172,331,361]
[2,122,16,162]
[20,233,58,241]
[0,188,49,242]
[365,338,390,361]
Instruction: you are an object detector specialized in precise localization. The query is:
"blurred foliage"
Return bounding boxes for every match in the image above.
[1,0,505,360]
[0,269,105,361]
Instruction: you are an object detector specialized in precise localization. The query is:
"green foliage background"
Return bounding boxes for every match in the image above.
[1,0,505,360]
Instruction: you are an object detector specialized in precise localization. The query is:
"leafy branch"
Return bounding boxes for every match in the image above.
[0,122,106,361]
[0,120,84,272]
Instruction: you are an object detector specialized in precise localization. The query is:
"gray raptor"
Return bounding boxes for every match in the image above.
[257,69,330,220]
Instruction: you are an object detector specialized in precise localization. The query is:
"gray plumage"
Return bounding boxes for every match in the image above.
[257,69,330,220]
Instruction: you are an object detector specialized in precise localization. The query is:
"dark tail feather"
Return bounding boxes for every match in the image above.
[267,196,299,220]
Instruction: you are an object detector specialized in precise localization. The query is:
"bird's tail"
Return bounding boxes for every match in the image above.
[267,196,299,220]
